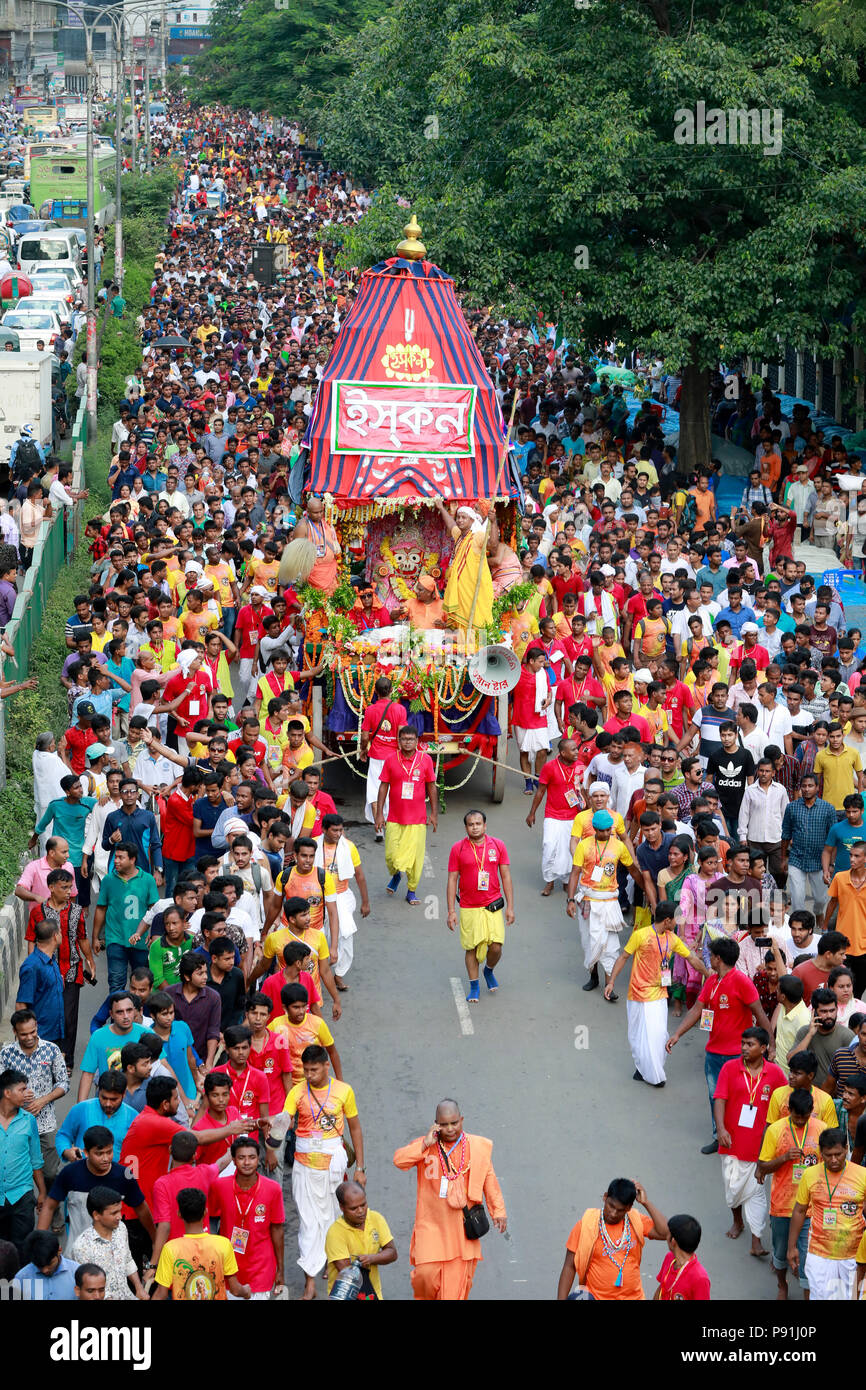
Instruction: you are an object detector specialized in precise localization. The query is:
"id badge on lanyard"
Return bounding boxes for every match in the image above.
[401,781,415,800]
[230,1226,249,1254]
[699,1008,714,1032]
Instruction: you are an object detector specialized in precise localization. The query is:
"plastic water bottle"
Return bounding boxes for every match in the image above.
[329,1259,362,1301]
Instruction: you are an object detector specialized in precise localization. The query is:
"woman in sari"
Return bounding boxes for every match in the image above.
[433,500,493,632]
[657,835,693,1017]
[677,845,723,1009]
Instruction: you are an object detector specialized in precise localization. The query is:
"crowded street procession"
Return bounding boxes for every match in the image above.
[7,83,866,1337]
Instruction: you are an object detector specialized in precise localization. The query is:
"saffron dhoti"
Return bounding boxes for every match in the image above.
[459,906,505,963]
[384,822,426,891]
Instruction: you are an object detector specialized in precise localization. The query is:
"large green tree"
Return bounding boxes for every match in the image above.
[314,0,866,467]
[189,0,386,115]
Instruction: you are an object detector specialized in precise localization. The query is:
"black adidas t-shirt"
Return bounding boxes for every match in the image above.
[706,745,755,820]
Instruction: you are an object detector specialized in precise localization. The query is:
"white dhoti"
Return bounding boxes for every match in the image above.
[804,1252,856,1301]
[720,1155,766,1236]
[291,1138,347,1276]
[365,756,388,824]
[541,817,573,883]
[626,998,669,1085]
[545,702,560,740]
[513,725,551,755]
[578,895,623,975]
[334,886,358,977]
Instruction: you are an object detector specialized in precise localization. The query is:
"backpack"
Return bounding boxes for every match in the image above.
[13,438,39,477]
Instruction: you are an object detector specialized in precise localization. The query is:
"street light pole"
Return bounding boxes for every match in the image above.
[144,19,152,174]
[85,32,97,435]
[113,14,123,288]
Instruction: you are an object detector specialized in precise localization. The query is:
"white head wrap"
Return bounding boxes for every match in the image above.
[177,649,199,676]
[589,781,611,798]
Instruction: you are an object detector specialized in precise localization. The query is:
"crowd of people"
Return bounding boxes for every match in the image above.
[4,90,866,1306]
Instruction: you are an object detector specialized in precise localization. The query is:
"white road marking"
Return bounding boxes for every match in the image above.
[450,977,475,1035]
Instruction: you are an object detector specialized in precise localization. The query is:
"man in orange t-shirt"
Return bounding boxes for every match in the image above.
[557,1178,668,1299]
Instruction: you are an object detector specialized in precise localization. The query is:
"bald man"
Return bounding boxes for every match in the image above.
[290,496,341,595]
[324,1180,398,1300]
[393,1099,506,1300]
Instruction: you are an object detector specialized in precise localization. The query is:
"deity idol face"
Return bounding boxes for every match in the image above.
[392,537,425,580]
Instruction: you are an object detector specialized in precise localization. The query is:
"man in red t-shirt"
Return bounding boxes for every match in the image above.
[212,1025,271,1145]
[235,588,274,703]
[446,809,514,1003]
[713,1030,787,1256]
[549,559,584,612]
[527,736,582,894]
[191,1072,246,1164]
[61,701,97,775]
[162,651,212,742]
[604,690,653,743]
[666,936,774,1154]
[560,616,595,667]
[375,725,437,905]
[121,1076,245,1210]
[162,768,203,894]
[211,1136,286,1296]
[655,1214,712,1300]
[659,658,697,741]
[246,993,295,1119]
[151,1129,227,1259]
[359,676,408,835]
[555,656,605,726]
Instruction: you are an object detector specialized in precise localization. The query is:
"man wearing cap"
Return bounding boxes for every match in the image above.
[235,586,274,704]
[732,623,770,678]
[400,575,445,630]
[81,743,112,799]
[566,810,644,996]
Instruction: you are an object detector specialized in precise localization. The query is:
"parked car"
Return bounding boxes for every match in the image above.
[18,293,72,324]
[22,270,74,303]
[30,263,83,294]
[0,307,62,349]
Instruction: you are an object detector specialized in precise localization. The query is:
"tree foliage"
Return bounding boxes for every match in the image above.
[188,0,387,115]
[309,0,866,462]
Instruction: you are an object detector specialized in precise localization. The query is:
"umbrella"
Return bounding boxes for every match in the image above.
[152,335,191,350]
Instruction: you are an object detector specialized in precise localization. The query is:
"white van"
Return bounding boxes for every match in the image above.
[16,228,82,277]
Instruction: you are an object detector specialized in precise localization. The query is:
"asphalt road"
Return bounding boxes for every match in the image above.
[56,751,796,1302]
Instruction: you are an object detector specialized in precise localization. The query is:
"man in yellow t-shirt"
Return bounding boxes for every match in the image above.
[788,1134,866,1300]
[152,1187,250,1301]
[325,1183,397,1299]
[813,727,864,811]
[267,984,340,1083]
[765,1074,838,1127]
[282,1047,365,1301]
[566,810,643,995]
[603,901,702,1085]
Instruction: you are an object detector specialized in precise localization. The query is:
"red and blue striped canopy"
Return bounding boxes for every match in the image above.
[303,258,513,503]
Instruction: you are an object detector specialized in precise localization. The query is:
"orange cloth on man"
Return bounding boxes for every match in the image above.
[566,1207,653,1300]
[392,1133,505,1301]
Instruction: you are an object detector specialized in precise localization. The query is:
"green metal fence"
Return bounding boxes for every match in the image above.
[0,401,89,787]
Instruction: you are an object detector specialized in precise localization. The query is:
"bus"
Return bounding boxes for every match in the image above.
[28,147,116,229]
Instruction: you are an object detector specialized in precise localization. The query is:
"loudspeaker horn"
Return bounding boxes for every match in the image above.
[467,644,521,696]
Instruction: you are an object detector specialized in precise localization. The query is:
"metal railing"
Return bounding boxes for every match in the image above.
[0,396,87,789]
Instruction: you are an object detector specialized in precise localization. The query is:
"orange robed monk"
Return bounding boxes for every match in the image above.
[392,1098,506,1301]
